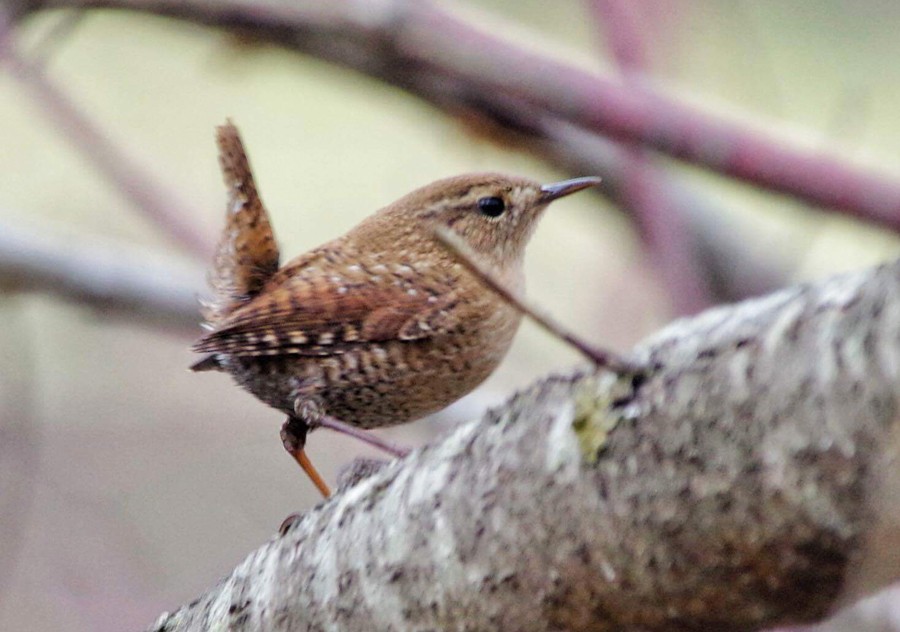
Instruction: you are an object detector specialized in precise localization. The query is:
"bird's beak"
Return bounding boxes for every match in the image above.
[539,176,601,203]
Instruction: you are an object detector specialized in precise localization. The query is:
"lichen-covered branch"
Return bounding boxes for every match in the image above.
[149,258,900,632]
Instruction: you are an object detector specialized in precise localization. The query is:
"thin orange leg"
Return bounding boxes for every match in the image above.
[293,448,331,497]
[281,416,331,497]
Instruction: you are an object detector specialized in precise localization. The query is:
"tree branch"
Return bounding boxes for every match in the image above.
[0,9,215,256]
[0,219,203,332]
[21,0,900,234]
[148,257,900,631]
[589,0,713,314]
[13,0,809,304]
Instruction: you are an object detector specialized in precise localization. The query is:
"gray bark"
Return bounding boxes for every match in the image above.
[148,258,900,632]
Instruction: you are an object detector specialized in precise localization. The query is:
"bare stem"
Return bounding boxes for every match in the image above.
[315,415,411,459]
[434,226,639,374]
[0,217,202,332]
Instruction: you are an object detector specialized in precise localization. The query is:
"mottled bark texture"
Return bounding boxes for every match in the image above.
[149,258,900,632]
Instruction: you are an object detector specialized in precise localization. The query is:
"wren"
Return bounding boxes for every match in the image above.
[192,122,600,495]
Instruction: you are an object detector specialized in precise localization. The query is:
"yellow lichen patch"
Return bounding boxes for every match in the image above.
[571,373,634,463]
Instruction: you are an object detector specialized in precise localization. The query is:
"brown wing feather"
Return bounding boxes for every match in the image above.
[193,259,460,357]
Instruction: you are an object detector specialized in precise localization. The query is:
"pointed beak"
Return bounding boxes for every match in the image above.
[539,176,601,203]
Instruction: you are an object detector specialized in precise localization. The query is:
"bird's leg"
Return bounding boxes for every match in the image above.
[280,416,331,497]
[294,397,411,459]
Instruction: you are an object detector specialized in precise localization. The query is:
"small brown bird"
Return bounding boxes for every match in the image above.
[193,122,599,495]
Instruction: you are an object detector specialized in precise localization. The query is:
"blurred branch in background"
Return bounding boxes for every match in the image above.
[588,0,712,314]
[5,0,894,316]
[14,0,900,235]
[0,10,214,257]
[0,218,202,332]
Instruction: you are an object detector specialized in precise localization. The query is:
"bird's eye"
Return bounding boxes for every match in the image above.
[477,196,506,218]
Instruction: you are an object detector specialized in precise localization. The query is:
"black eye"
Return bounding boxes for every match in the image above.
[477,196,506,218]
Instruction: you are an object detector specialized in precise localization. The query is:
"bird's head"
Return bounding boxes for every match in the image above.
[361,173,600,269]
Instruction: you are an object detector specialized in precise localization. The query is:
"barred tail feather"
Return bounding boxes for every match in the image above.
[202,120,280,326]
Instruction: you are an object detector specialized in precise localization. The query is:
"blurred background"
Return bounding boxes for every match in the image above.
[1,1,899,630]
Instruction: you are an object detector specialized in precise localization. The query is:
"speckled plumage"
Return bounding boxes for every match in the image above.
[193,122,598,433]
[198,244,522,428]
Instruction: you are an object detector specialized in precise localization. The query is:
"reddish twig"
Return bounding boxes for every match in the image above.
[15,1,900,232]
[589,0,712,315]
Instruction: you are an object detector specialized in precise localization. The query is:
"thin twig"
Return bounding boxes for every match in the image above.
[434,226,639,374]
[0,9,214,257]
[24,8,87,65]
[316,415,410,459]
